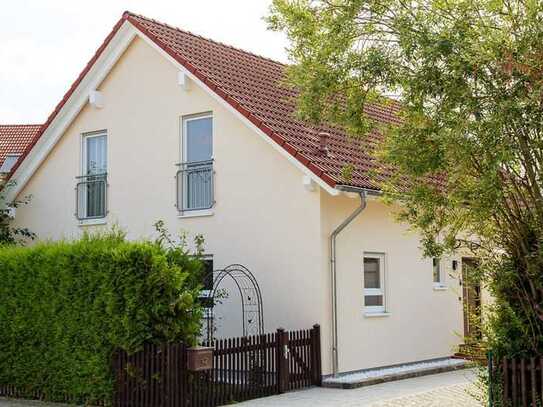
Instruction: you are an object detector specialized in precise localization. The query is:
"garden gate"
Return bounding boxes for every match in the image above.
[112,325,322,407]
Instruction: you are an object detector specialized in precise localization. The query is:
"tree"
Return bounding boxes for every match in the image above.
[0,180,35,245]
[268,0,543,356]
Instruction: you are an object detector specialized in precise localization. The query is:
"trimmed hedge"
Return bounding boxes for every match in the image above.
[0,231,204,404]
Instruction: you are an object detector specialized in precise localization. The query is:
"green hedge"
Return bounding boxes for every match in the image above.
[0,231,204,404]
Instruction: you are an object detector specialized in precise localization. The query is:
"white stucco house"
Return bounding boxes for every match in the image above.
[0,12,480,377]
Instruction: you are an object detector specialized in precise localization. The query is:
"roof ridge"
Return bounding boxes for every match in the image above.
[123,11,287,68]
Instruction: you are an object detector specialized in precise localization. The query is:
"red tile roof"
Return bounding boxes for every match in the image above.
[10,12,406,191]
[126,12,401,191]
[0,124,42,167]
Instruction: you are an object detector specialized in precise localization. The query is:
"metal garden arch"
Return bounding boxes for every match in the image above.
[202,264,264,342]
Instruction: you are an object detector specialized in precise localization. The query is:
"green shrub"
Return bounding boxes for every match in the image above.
[0,229,204,404]
[0,180,35,245]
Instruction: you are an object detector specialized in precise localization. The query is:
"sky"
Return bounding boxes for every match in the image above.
[0,0,289,124]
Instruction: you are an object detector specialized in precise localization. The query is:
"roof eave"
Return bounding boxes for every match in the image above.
[335,184,382,196]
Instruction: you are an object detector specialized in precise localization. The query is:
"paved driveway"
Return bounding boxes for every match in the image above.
[0,369,482,407]
[238,369,482,407]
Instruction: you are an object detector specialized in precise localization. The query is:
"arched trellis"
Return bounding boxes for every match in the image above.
[202,264,264,342]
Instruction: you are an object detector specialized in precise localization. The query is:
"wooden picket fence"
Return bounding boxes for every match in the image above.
[113,325,322,407]
[490,354,543,406]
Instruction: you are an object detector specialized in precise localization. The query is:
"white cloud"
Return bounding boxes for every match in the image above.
[0,0,288,123]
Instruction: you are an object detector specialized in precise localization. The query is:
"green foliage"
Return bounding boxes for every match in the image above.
[485,255,543,358]
[470,367,489,406]
[0,180,35,245]
[340,163,355,183]
[0,228,204,404]
[269,0,543,356]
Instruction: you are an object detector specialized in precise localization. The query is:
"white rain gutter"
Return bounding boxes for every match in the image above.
[330,185,382,376]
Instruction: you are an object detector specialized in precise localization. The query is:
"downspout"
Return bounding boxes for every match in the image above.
[330,190,367,376]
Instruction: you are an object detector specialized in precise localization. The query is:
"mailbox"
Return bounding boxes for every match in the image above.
[187,346,214,371]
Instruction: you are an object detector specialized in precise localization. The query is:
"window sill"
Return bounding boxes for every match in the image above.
[364,312,391,318]
[78,218,107,227]
[433,285,448,291]
[178,209,214,219]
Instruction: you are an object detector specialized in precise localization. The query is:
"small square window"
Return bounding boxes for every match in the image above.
[364,258,380,289]
[363,253,386,313]
[364,295,384,307]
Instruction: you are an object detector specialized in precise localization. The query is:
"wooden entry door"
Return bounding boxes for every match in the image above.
[462,258,482,341]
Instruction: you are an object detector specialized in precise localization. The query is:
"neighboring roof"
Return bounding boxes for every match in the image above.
[9,11,402,192]
[0,124,42,169]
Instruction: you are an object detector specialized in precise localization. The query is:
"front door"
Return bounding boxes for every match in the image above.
[461,258,482,341]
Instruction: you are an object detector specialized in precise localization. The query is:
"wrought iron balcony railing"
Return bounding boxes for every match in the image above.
[75,173,108,220]
[176,160,214,212]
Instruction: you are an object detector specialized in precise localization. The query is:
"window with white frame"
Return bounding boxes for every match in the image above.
[76,131,107,220]
[177,114,214,212]
[0,154,21,173]
[433,258,443,286]
[363,253,386,313]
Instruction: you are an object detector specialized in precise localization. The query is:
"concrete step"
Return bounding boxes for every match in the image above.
[453,343,486,363]
[322,358,470,389]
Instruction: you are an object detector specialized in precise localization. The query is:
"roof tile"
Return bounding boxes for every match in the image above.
[9,12,418,192]
[126,12,402,191]
[0,125,42,168]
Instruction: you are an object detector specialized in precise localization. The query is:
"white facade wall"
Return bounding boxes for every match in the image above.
[320,193,465,373]
[13,36,325,341]
[12,35,466,375]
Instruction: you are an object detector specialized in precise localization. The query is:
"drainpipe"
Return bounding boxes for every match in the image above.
[330,190,367,376]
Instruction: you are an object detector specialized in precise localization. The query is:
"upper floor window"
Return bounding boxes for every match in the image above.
[76,131,107,220]
[0,154,21,173]
[363,253,386,314]
[83,132,107,175]
[177,114,214,212]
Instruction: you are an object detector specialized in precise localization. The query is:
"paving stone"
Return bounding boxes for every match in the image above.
[238,369,483,407]
[368,383,481,407]
[0,369,483,407]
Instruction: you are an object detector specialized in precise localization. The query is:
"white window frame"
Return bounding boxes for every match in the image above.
[81,131,107,176]
[78,131,107,221]
[178,113,214,214]
[363,252,386,314]
[181,112,213,164]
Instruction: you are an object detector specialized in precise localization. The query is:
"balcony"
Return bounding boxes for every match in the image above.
[75,173,108,220]
[176,160,214,213]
